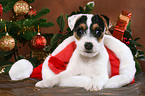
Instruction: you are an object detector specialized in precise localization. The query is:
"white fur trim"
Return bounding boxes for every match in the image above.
[51,36,75,56]
[104,35,136,88]
[9,59,33,81]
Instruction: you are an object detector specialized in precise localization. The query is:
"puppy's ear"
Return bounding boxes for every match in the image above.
[68,14,85,31]
[97,14,109,32]
[100,14,109,27]
[98,14,109,27]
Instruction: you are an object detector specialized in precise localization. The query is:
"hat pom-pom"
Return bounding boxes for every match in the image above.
[9,59,33,80]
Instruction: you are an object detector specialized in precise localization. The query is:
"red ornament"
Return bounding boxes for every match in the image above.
[28,6,36,16]
[25,6,36,18]
[0,4,3,16]
[31,33,47,50]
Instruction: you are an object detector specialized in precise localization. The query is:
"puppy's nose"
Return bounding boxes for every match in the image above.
[84,42,93,50]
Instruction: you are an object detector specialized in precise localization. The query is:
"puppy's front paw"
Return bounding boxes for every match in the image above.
[35,80,55,88]
[85,80,104,91]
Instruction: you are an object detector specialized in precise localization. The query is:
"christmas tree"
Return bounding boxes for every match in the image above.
[0,0,54,70]
[0,0,144,74]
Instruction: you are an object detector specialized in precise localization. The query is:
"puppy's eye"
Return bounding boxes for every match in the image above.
[95,29,101,34]
[78,28,83,34]
[96,30,99,34]
[76,28,84,37]
[93,29,103,38]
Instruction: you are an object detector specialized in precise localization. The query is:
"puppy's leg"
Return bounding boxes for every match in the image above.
[35,70,74,88]
[59,75,92,88]
[59,74,108,91]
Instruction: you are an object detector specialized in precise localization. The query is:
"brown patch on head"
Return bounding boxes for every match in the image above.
[98,14,108,32]
[91,23,104,42]
[74,23,86,40]
[73,15,87,40]
[92,24,99,30]
[74,32,80,40]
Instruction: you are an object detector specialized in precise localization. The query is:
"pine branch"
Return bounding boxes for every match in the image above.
[0,0,18,13]
[30,8,50,20]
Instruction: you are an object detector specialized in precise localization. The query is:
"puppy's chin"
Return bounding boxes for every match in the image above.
[80,51,98,57]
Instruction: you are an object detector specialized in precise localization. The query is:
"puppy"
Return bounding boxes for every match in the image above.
[35,14,136,91]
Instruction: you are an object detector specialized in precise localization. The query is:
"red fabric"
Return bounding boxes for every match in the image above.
[55,41,76,63]
[30,64,43,80]
[48,41,76,74]
[131,78,135,84]
[105,47,120,77]
[48,56,67,74]
[30,41,134,84]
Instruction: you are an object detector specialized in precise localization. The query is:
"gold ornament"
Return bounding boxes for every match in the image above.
[13,0,29,15]
[0,33,15,51]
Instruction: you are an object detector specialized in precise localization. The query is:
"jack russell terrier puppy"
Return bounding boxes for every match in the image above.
[34,14,136,91]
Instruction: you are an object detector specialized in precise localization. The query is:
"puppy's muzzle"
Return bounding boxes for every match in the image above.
[84,42,93,53]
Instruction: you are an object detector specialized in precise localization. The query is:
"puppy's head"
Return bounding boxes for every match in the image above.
[68,14,109,57]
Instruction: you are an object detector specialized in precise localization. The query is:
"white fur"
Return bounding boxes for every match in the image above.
[9,59,33,81]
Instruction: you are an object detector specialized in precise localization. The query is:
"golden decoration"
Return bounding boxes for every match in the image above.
[13,0,29,15]
[0,25,15,51]
[0,33,15,51]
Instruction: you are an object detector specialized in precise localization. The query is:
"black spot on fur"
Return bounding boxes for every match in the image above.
[73,16,88,38]
[91,14,105,30]
[90,14,105,40]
